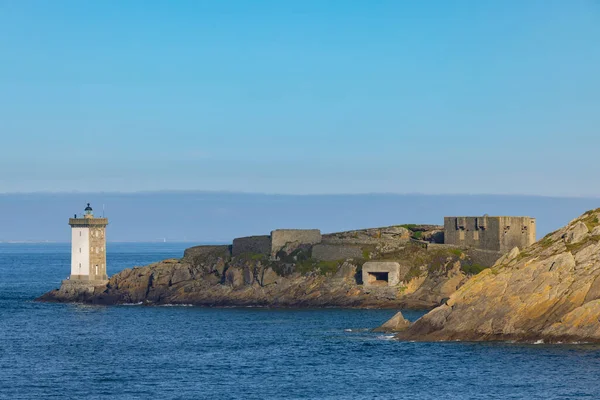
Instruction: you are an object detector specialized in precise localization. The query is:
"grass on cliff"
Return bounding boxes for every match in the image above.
[398,224,424,240]
[399,224,418,231]
[460,263,487,275]
[581,213,600,231]
[237,252,268,262]
[294,259,342,276]
[404,265,424,280]
[540,236,554,249]
[377,243,485,278]
[565,235,600,253]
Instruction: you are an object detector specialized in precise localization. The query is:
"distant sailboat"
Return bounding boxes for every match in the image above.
[163,238,166,243]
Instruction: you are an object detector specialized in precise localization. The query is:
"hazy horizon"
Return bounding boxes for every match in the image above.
[3,189,600,198]
[1,191,598,243]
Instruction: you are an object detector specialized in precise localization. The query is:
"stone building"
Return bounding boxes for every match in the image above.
[68,203,109,282]
[444,216,536,253]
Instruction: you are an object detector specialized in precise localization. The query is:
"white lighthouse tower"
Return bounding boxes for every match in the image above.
[68,203,109,282]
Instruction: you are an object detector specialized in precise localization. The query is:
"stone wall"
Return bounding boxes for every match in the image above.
[232,236,272,257]
[270,229,322,255]
[465,249,504,268]
[322,226,411,244]
[88,226,107,281]
[311,244,363,261]
[444,216,536,253]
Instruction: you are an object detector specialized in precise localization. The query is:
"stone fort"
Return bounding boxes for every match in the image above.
[211,215,537,289]
[444,216,536,253]
[232,229,322,259]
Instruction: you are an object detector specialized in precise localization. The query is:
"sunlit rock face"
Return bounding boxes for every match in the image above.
[395,209,600,343]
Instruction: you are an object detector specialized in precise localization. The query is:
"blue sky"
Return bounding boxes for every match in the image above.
[1,1,598,195]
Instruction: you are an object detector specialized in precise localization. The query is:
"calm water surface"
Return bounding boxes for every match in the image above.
[1,243,600,399]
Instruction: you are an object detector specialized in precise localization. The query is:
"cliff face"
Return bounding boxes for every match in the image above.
[38,234,483,309]
[393,209,600,343]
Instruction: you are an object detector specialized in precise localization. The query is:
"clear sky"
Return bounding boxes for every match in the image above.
[1,1,598,196]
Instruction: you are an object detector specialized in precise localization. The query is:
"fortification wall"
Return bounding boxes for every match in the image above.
[322,237,390,246]
[271,229,321,254]
[232,236,271,257]
[444,216,536,253]
[465,249,503,268]
[498,216,536,253]
[311,244,363,261]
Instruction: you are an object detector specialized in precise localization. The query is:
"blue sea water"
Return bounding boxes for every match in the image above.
[1,243,600,399]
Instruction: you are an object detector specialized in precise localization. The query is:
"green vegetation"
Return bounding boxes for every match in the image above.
[565,235,600,253]
[362,249,371,260]
[238,252,267,261]
[540,237,554,248]
[461,263,487,275]
[404,265,424,281]
[581,212,600,231]
[378,243,428,266]
[427,248,462,274]
[412,231,423,240]
[271,263,295,277]
[399,224,418,230]
[294,258,343,275]
[316,260,341,275]
[449,248,463,257]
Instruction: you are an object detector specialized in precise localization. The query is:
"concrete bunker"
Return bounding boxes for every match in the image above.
[362,262,401,287]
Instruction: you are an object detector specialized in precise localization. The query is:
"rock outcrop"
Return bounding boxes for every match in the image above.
[372,311,411,332]
[393,209,600,343]
[38,231,482,309]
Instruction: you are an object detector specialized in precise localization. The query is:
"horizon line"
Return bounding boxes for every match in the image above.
[0,190,599,200]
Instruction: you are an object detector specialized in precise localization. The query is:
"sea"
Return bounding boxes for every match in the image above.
[1,243,600,400]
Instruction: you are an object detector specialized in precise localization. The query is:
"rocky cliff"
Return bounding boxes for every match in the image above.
[38,226,485,308]
[391,209,600,343]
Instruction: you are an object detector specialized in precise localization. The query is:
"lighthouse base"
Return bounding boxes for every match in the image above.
[58,279,109,298]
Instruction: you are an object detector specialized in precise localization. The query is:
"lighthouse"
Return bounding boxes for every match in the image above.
[68,203,109,282]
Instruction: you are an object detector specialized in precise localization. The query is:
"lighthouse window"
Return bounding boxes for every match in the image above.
[79,248,81,253]
[79,231,82,237]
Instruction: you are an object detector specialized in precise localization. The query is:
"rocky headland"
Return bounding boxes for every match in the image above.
[381,209,600,343]
[38,224,490,309]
